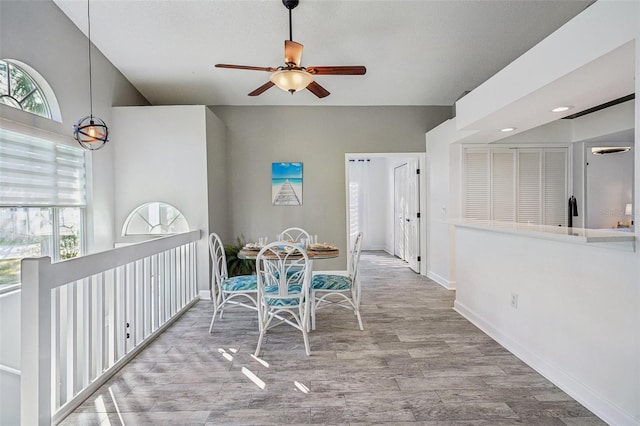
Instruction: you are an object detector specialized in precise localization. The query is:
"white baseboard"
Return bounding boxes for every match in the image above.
[199,290,212,300]
[453,300,636,426]
[363,244,387,251]
[427,270,456,290]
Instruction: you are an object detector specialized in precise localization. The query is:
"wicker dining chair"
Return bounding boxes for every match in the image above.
[278,227,311,243]
[208,232,258,332]
[310,232,364,331]
[254,241,312,356]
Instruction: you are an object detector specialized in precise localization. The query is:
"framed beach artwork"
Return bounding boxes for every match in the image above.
[272,162,303,205]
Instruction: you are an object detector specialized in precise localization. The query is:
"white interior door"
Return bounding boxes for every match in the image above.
[405,159,420,272]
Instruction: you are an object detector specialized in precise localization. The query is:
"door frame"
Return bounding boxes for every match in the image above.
[344,152,427,275]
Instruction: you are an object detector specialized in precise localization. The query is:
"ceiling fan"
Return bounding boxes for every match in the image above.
[215,0,366,98]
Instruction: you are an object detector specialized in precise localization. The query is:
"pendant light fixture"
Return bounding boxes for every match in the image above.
[73,0,109,150]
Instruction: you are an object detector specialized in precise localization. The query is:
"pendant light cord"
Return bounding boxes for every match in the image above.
[87,0,93,118]
[289,7,292,41]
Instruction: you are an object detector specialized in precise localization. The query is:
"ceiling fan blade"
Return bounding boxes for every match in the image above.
[284,40,304,67]
[248,81,276,96]
[306,81,330,98]
[216,64,277,72]
[307,66,367,75]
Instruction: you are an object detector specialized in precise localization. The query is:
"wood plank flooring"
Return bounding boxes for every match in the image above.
[61,251,605,425]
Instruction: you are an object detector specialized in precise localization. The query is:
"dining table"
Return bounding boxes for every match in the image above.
[238,244,339,261]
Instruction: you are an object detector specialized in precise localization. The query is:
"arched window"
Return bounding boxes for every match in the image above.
[0,60,62,121]
[122,202,189,236]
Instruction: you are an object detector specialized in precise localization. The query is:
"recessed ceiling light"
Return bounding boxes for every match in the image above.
[551,106,573,113]
[500,127,516,132]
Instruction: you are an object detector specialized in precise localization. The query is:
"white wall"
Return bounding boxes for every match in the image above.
[206,108,231,243]
[112,106,216,292]
[426,120,457,289]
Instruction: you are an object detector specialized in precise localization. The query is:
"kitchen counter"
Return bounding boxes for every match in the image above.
[452,219,635,250]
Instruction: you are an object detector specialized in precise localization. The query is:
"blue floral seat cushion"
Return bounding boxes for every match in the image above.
[221,275,257,292]
[312,274,352,291]
[264,284,302,306]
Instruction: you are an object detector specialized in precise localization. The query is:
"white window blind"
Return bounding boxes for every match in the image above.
[463,148,489,219]
[543,149,568,226]
[463,146,567,226]
[517,149,542,224]
[0,128,87,206]
[491,149,515,221]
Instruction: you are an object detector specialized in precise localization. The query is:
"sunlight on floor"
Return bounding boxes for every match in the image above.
[217,348,234,362]
[109,387,125,425]
[251,354,269,368]
[241,367,266,390]
[294,381,310,394]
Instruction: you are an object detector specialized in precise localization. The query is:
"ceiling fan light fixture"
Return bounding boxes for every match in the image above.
[270,69,313,93]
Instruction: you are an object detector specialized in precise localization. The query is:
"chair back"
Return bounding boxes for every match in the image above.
[279,227,311,243]
[349,232,364,283]
[256,241,310,305]
[209,233,228,287]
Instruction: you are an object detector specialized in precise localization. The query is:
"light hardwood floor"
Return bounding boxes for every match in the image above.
[62,251,605,425]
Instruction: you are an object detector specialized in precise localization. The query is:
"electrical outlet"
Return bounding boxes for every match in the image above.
[511,292,519,309]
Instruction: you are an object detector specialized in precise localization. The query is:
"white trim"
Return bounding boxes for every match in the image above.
[0,364,20,376]
[0,117,72,148]
[453,300,635,426]
[0,284,21,296]
[427,271,456,290]
[198,290,212,300]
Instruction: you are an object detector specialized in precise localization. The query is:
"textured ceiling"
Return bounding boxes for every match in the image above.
[53,0,592,107]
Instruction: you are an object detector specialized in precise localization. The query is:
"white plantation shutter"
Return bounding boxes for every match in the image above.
[517,149,542,224]
[491,149,515,221]
[463,148,489,220]
[462,146,568,226]
[543,148,567,226]
[0,128,87,206]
